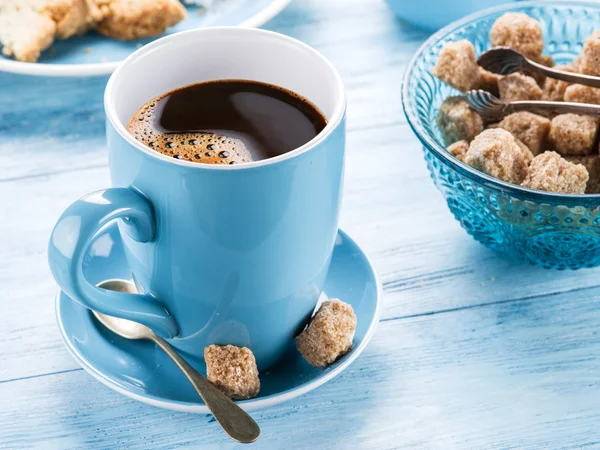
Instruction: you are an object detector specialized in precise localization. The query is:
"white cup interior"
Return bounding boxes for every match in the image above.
[107,27,344,134]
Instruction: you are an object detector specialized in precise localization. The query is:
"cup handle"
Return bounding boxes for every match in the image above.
[48,188,179,338]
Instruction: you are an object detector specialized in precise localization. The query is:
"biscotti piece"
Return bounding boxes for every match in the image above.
[498,73,542,102]
[490,12,544,58]
[0,0,100,63]
[548,114,599,156]
[431,40,481,93]
[436,96,483,145]
[41,0,97,38]
[566,155,600,193]
[464,128,531,184]
[204,344,260,400]
[579,30,600,76]
[494,112,550,156]
[296,299,357,367]
[447,140,469,162]
[563,84,600,104]
[95,0,186,40]
[0,7,55,62]
[522,151,588,194]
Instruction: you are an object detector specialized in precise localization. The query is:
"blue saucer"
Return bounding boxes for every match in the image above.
[0,0,291,77]
[56,223,380,412]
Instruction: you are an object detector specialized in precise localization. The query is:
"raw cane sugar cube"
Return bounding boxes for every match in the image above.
[542,64,575,101]
[563,84,600,104]
[580,30,600,76]
[498,73,542,102]
[566,155,600,193]
[570,54,584,72]
[204,344,260,400]
[478,68,501,95]
[447,140,469,161]
[296,299,356,367]
[536,54,555,68]
[522,151,588,194]
[436,96,483,145]
[431,40,481,93]
[527,54,555,86]
[494,111,551,155]
[464,128,531,184]
[489,12,544,58]
[514,137,534,165]
[548,114,599,156]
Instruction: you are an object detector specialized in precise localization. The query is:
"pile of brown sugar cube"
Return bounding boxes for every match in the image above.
[204,299,357,400]
[431,12,600,194]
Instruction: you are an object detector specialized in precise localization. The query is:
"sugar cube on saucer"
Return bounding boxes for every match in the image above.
[296,299,356,367]
[204,344,260,400]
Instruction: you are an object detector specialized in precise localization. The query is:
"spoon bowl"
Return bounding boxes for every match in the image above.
[93,280,154,340]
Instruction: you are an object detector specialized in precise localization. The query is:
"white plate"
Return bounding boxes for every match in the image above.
[0,0,291,77]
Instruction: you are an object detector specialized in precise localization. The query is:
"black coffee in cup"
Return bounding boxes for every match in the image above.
[127,80,327,165]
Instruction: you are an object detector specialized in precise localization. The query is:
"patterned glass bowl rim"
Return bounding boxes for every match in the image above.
[402,0,600,204]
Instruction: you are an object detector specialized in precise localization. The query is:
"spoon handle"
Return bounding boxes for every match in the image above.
[505,100,600,116]
[150,335,261,444]
[525,59,600,88]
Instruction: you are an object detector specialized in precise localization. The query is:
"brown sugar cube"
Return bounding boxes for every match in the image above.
[204,345,260,400]
[549,114,599,156]
[579,30,600,76]
[514,137,534,165]
[490,12,544,59]
[436,96,483,145]
[536,54,555,68]
[522,151,588,194]
[542,64,576,101]
[296,299,356,367]
[566,155,600,193]
[494,112,550,156]
[564,84,600,104]
[498,73,542,102]
[431,40,481,93]
[478,68,501,95]
[464,128,532,184]
[570,54,584,72]
[447,140,469,161]
[527,54,555,87]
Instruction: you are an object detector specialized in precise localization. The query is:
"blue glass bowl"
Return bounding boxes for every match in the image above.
[402,1,600,270]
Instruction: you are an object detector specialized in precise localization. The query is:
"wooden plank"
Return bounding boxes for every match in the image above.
[2,288,600,449]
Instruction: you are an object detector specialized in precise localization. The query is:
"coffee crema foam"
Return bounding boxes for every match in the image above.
[128,101,253,165]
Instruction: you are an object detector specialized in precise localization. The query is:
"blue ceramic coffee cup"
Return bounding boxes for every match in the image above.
[48,27,346,370]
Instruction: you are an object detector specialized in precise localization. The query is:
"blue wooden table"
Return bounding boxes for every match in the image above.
[2,0,600,448]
